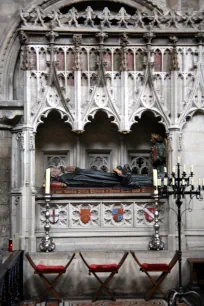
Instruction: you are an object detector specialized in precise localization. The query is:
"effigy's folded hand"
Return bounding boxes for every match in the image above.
[113,168,123,176]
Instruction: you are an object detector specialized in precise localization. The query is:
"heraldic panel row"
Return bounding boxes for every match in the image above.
[36,200,167,230]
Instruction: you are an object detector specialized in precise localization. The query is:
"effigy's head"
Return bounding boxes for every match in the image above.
[151,133,163,143]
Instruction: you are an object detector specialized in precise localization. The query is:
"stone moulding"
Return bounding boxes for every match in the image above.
[19,5,204,31]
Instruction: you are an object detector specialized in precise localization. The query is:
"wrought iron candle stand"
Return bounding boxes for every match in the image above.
[148,192,165,250]
[39,193,56,252]
[158,162,203,306]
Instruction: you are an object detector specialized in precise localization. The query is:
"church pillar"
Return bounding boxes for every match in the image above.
[72,34,83,133]
[119,34,130,134]
[11,128,36,252]
[167,36,185,250]
[11,32,36,251]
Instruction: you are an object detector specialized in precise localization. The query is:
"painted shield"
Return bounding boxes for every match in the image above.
[49,209,59,224]
[80,208,91,224]
[143,207,155,223]
[112,208,124,222]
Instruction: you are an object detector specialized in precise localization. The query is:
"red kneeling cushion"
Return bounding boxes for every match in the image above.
[36,264,66,273]
[141,263,169,272]
[89,264,118,272]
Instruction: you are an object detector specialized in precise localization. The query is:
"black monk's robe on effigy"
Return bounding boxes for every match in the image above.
[55,168,153,189]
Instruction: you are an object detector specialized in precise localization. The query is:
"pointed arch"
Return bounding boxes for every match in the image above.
[130,108,169,133]
[33,107,74,132]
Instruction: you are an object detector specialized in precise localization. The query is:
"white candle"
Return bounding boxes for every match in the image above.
[164,167,167,173]
[164,177,168,186]
[153,169,158,186]
[45,168,51,194]
[190,165,194,172]
[172,177,175,185]
[177,156,180,164]
[157,178,161,186]
[183,164,186,172]
[172,167,175,173]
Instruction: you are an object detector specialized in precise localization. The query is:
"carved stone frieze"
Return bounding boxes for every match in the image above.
[136,202,164,226]
[83,6,96,27]
[103,203,133,227]
[70,203,99,227]
[98,7,113,28]
[40,204,68,228]
[20,6,46,27]
[66,7,79,27]
[19,6,204,31]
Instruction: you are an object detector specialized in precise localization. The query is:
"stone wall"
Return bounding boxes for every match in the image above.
[0,129,12,249]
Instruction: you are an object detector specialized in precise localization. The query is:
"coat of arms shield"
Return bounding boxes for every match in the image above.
[49,209,59,224]
[80,208,91,224]
[143,207,155,223]
[112,207,124,222]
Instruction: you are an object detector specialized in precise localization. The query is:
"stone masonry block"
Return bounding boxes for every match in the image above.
[167,0,179,9]
[0,194,9,205]
[0,158,11,170]
[0,170,10,182]
[181,0,199,10]
[0,205,10,224]
[0,147,11,158]
[0,182,10,194]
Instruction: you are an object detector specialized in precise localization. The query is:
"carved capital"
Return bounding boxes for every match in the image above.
[73,34,82,47]
[169,36,178,46]
[19,30,29,45]
[143,32,156,44]
[46,30,59,44]
[120,33,129,48]
[96,32,108,45]
[195,32,204,44]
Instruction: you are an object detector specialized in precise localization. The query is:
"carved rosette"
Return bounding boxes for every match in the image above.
[40,204,68,228]
[71,203,99,227]
[103,203,133,227]
[135,202,164,226]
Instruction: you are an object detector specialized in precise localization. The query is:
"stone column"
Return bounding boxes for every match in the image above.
[72,34,83,133]
[167,36,184,250]
[11,127,36,252]
[0,125,12,249]
[119,33,130,134]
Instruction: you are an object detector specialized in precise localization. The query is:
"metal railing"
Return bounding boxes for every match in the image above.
[0,251,24,306]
